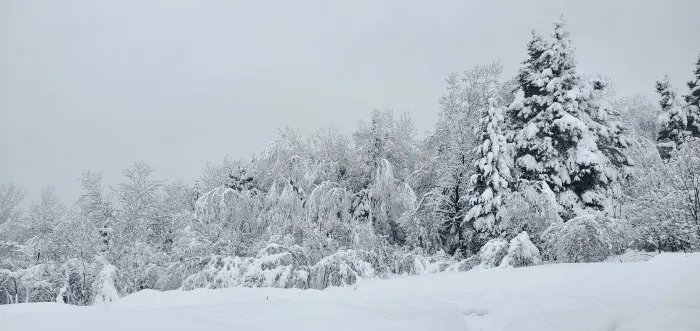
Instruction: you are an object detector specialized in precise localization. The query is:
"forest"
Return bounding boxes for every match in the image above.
[1,18,699,305]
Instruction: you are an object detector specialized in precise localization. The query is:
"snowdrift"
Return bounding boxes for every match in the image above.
[2,253,699,331]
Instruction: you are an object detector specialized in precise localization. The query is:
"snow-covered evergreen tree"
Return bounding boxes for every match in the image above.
[464,82,511,242]
[683,54,700,138]
[506,17,630,218]
[656,75,691,159]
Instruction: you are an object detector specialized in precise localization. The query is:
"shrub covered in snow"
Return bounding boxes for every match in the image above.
[91,261,119,305]
[310,250,376,289]
[498,180,562,247]
[0,264,62,304]
[543,215,628,263]
[444,255,480,272]
[477,238,509,269]
[59,258,98,305]
[181,244,311,290]
[500,232,542,268]
[390,249,457,275]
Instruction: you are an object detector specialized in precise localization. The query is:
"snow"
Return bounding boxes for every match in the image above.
[2,253,699,331]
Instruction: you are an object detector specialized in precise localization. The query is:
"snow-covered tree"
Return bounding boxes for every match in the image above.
[195,156,239,196]
[91,260,119,305]
[656,76,691,159]
[26,187,66,262]
[353,109,418,185]
[425,64,505,254]
[147,181,194,253]
[78,172,115,252]
[429,73,471,254]
[684,54,700,138]
[506,17,630,218]
[352,110,419,244]
[116,162,162,245]
[0,183,25,244]
[614,94,660,142]
[668,140,700,245]
[464,82,512,243]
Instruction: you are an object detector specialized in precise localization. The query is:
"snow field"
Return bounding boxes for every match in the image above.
[2,252,699,331]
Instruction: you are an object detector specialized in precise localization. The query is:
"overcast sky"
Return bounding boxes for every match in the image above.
[1,0,699,202]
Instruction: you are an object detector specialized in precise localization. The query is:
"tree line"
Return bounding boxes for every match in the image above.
[1,17,699,305]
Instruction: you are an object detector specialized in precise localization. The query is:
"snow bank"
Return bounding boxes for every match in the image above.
[2,253,699,331]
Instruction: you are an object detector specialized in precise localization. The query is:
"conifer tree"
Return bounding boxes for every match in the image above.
[683,54,700,138]
[656,76,690,159]
[506,17,630,218]
[462,82,512,251]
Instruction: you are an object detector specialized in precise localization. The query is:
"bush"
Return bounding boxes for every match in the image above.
[0,264,62,304]
[543,215,627,263]
[181,244,311,290]
[477,238,509,269]
[390,249,457,275]
[445,255,480,272]
[91,261,119,305]
[500,232,541,268]
[310,250,375,289]
[498,180,563,248]
[59,259,97,305]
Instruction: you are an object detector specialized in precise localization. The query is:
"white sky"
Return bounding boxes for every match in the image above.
[1,0,699,202]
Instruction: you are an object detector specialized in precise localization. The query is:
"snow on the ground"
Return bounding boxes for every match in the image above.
[603,249,659,263]
[2,253,699,331]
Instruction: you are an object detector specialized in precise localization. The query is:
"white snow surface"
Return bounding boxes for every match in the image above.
[2,253,699,331]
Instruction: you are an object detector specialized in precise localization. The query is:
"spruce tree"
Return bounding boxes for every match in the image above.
[506,17,630,218]
[464,82,511,244]
[684,54,700,138]
[656,76,690,159]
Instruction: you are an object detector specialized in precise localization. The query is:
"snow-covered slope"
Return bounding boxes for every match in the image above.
[2,253,699,331]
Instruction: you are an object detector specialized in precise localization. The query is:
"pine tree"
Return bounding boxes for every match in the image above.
[656,76,690,159]
[464,82,511,243]
[684,54,700,138]
[507,17,630,218]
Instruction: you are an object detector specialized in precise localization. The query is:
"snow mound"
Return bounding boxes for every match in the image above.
[2,253,699,331]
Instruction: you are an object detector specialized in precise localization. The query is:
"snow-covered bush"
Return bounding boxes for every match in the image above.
[623,138,699,252]
[242,244,310,289]
[543,215,628,263]
[390,249,457,275]
[154,259,203,291]
[91,261,119,305]
[180,256,249,290]
[310,250,376,289]
[477,238,509,269]
[498,180,562,247]
[58,259,97,305]
[0,264,62,304]
[444,255,480,272]
[181,244,311,290]
[500,232,541,268]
